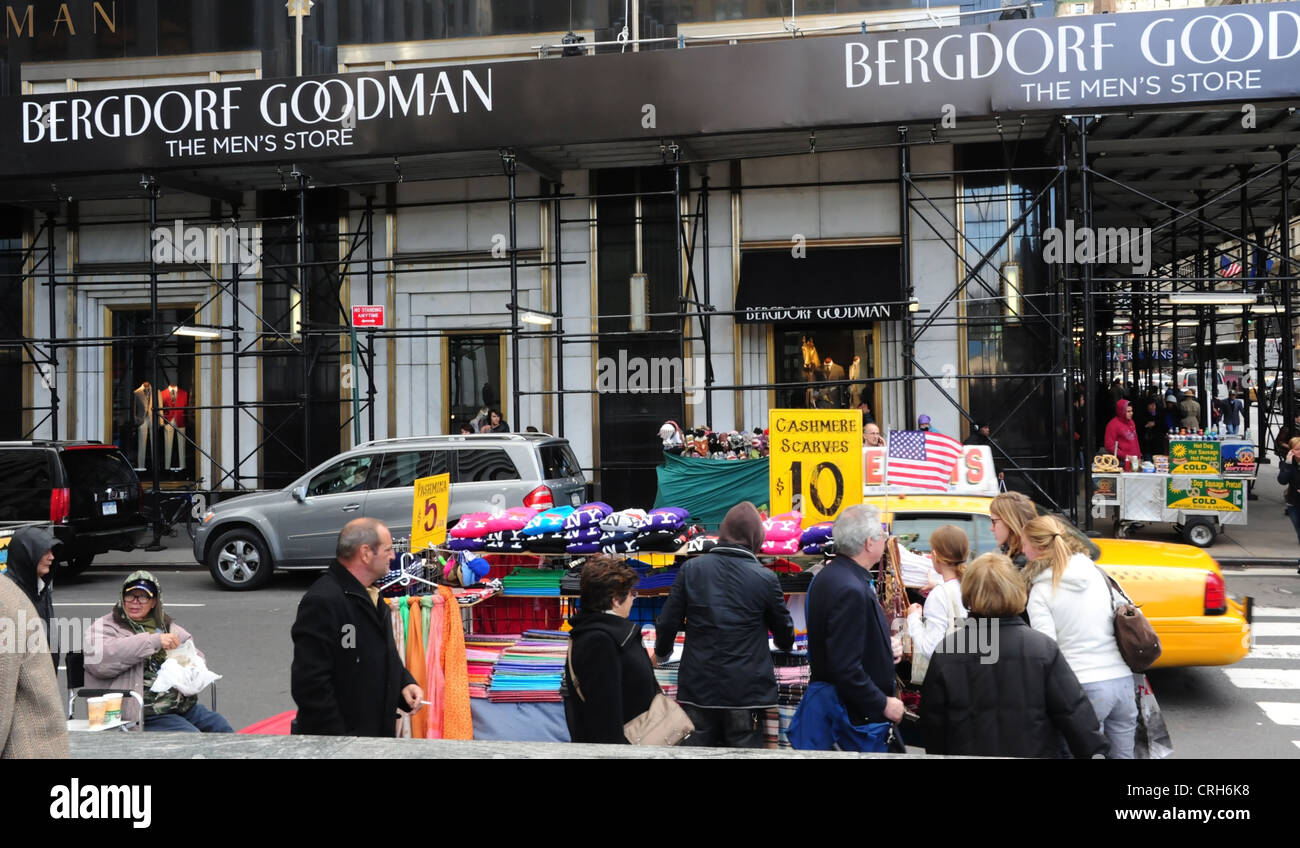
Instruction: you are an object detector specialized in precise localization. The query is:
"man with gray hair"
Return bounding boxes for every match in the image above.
[805,505,905,733]
[291,517,423,736]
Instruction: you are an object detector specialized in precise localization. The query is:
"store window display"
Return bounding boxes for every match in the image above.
[778,328,875,415]
[110,309,197,481]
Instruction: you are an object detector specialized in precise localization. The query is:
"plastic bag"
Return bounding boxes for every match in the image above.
[1133,674,1173,759]
[149,639,221,696]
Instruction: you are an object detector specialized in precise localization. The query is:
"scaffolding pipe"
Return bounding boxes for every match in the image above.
[552,183,566,438]
[146,181,164,549]
[44,215,58,440]
[505,151,521,430]
[900,128,915,427]
[231,203,243,490]
[1079,118,1097,532]
[365,198,377,443]
[1280,147,1296,435]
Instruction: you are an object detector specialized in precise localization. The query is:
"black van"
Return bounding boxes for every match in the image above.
[0,441,147,575]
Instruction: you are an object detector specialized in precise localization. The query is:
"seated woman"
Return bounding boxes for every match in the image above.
[563,556,660,744]
[919,553,1106,759]
[85,571,233,733]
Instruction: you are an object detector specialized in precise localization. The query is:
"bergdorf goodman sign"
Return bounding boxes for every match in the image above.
[2,3,1299,178]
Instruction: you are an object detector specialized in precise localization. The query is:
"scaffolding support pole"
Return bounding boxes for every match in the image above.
[1060,121,1078,526]
[146,180,164,550]
[1079,118,1097,532]
[298,169,311,472]
[365,197,377,443]
[1198,191,1209,430]
[231,203,243,490]
[701,173,714,426]
[504,150,521,430]
[1279,147,1296,434]
[899,127,915,428]
[552,182,566,438]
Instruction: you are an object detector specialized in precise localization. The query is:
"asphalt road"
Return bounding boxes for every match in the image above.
[53,564,1300,757]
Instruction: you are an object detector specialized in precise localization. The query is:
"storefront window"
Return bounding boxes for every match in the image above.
[109,309,198,481]
[775,325,875,417]
[447,335,503,432]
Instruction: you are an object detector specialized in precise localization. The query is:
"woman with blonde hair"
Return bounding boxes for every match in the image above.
[1021,515,1136,758]
[989,491,1037,567]
[906,525,969,674]
[920,552,1105,758]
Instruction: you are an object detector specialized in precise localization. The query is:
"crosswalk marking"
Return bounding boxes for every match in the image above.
[1254,607,1300,617]
[1249,622,1300,638]
[1222,669,1300,690]
[1257,703,1300,726]
[1248,644,1300,659]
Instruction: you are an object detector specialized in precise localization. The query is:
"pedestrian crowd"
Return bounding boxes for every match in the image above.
[4,497,1145,759]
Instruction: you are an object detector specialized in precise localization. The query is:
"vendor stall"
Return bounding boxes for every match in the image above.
[1090,438,1257,547]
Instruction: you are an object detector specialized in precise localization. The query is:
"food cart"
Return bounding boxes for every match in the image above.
[1090,438,1257,547]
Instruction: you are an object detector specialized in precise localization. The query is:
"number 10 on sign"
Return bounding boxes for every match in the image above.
[411,473,450,552]
[768,409,862,527]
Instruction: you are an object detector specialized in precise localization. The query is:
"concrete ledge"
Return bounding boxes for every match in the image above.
[70,732,934,759]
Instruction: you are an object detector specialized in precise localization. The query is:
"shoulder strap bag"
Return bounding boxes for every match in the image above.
[566,638,694,746]
[1094,564,1162,673]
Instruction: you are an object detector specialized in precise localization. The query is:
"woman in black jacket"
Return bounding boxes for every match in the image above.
[920,553,1107,759]
[564,556,660,744]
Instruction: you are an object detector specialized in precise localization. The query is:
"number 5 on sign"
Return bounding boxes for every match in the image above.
[410,473,450,552]
[768,409,862,528]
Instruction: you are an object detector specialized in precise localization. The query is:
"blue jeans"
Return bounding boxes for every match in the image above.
[1081,676,1138,759]
[144,702,234,733]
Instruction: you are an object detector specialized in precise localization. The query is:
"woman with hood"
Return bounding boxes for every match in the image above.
[1102,399,1141,466]
[651,501,795,747]
[2,526,58,663]
[563,556,661,744]
[1020,516,1136,758]
[84,571,233,733]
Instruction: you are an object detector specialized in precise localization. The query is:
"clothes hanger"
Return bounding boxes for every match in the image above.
[377,553,441,593]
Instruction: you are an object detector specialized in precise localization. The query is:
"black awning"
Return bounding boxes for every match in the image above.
[734,246,903,324]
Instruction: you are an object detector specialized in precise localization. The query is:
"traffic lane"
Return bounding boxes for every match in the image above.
[54,567,322,731]
[1152,574,1299,759]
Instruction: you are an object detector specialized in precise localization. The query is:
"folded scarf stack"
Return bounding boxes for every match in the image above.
[501,567,565,597]
[799,522,834,556]
[761,510,802,556]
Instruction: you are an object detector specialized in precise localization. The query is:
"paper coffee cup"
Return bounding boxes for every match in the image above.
[87,696,108,728]
[102,693,123,725]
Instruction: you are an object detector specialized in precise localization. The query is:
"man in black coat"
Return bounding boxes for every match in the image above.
[653,502,795,748]
[806,504,904,727]
[290,518,422,736]
[2,526,59,666]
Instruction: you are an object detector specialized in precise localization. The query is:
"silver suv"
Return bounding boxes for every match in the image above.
[194,434,586,590]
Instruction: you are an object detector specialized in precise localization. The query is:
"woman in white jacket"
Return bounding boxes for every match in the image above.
[906,525,969,668]
[1020,516,1136,758]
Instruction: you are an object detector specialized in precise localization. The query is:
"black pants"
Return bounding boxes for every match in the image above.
[681,706,766,749]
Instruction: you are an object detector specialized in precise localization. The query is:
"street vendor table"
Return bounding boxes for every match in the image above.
[1091,438,1257,548]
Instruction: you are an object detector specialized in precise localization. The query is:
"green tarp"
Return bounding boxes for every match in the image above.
[652,452,770,530]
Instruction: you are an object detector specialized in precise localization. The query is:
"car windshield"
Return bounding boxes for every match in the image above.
[890,513,999,556]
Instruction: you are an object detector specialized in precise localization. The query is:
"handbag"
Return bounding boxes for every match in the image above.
[566,645,694,746]
[1094,565,1162,673]
[787,682,895,753]
[1133,674,1174,759]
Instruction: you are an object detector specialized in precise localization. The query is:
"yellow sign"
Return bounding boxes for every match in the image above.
[768,409,863,528]
[410,473,450,551]
[1166,477,1244,512]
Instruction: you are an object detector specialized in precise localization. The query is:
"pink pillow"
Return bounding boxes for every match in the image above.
[449,512,492,539]
[761,538,802,556]
[763,510,803,542]
[486,507,540,533]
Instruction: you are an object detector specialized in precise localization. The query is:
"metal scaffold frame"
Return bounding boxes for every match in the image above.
[0,108,1295,537]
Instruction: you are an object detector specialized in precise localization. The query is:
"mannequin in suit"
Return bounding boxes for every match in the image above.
[819,356,846,408]
[848,355,862,408]
[160,384,189,471]
[132,382,155,470]
[801,336,820,408]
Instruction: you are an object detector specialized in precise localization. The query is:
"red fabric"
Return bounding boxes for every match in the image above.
[159,386,188,427]
[237,710,297,735]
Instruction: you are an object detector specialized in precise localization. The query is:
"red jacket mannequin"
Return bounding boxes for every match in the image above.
[160,385,188,428]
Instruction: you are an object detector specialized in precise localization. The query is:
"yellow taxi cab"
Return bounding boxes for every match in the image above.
[860,447,1252,669]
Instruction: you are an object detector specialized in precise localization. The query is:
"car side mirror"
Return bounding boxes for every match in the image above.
[292,486,308,503]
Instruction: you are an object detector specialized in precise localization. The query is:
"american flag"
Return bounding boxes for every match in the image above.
[886,430,964,491]
[1218,255,1242,278]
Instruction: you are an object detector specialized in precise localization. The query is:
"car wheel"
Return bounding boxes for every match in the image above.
[1182,517,1217,548]
[208,528,274,590]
